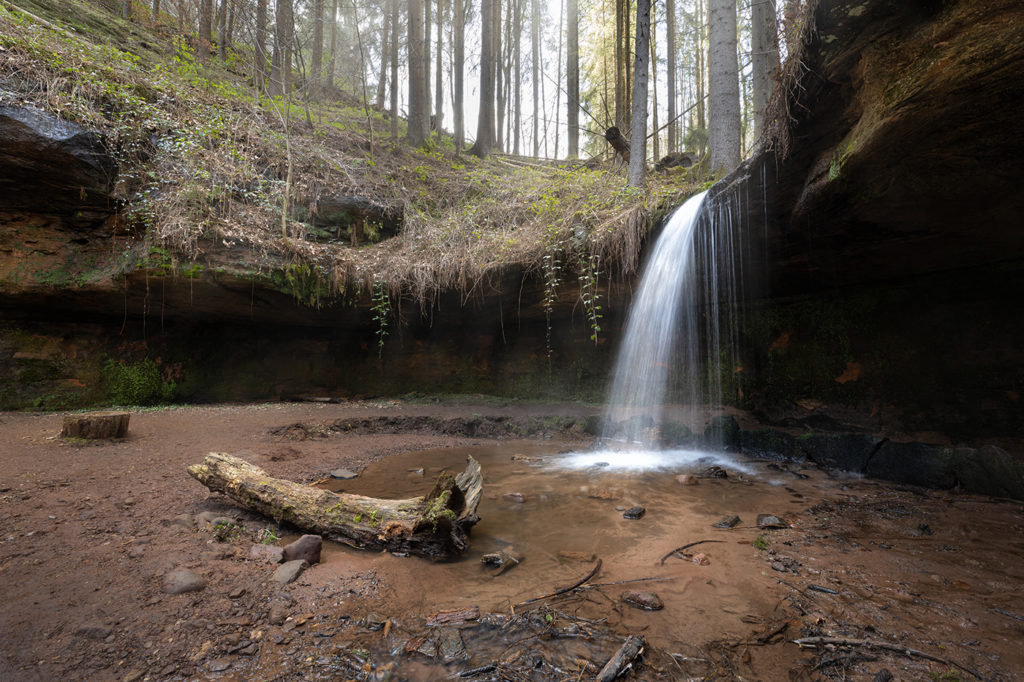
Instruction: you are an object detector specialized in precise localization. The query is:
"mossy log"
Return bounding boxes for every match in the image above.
[61,412,130,439]
[187,453,483,559]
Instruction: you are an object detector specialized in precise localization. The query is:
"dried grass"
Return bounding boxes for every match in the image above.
[763,0,821,160]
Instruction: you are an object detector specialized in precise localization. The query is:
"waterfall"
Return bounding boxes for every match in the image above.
[602,189,743,446]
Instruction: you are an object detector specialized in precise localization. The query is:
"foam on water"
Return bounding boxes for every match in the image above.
[550,447,756,474]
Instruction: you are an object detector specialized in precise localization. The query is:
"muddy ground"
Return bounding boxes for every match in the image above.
[1,400,1023,681]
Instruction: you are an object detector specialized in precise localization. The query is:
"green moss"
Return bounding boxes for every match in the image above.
[102,357,176,405]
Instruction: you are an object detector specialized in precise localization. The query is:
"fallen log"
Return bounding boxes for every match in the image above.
[187,453,483,559]
[596,634,646,682]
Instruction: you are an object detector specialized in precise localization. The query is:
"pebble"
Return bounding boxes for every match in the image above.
[122,669,146,682]
[503,492,525,503]
[756,514,788,529]
[691,553,711,566]
[207,657,232,672]
[621,590,664,610]
[329,468,358,480]
[229,587,246,599]
[271,559,308,584]
[268,605,289,625]
[163,567,206,594]
[623,506,646,520]
[74,623,113,640]
[713,515,741,529]
[282,535,322,565]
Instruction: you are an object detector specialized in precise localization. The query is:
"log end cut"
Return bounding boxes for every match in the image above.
[61,412,130,439]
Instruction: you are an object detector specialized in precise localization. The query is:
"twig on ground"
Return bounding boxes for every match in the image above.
[793,636,985,680]
[515,559,602,608]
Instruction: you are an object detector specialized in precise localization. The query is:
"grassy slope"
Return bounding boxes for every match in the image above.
[0,0,705,306]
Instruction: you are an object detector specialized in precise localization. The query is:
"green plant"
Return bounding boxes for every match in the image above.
[753,535,769,551]
[258,528,281,545]
[102,357,176,405]
[371,278,391,357]
[578,253,603,344]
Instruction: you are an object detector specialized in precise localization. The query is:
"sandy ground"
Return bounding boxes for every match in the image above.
[1,400,1023,681]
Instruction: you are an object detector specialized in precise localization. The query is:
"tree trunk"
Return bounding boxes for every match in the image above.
[696,0,706,146]
[494,0,503,152]
[434,0,445,132]
[453,0,464,149]
[270,0,293,96]
[255,0,267,88]
[217,0,228,61]
[376,5,391,110]
[407,0,429,146]
[650,0,658,162]
[152,0,161,21]
[628,0,650,186]
[666,0,676,153]
[566,0,579,158]
[391,0,400,139]
[751,0,779,143]
[199,0,213,63]
[312,0,324,97]
[121,0,131,20]
[327,0,338,92]
[61,412,130,440]
[708,0,740,173]
[188,453,484,559]
[531,0,539,157]
[468,0,494,157]
[614,0,624,129]
[512,0,521,155]
[226,0,236,48]
[424,0,432,125]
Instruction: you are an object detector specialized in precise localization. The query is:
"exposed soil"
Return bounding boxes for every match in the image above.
[2,401,1023,681]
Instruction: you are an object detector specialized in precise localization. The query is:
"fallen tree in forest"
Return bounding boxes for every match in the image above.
[187,453,483,559]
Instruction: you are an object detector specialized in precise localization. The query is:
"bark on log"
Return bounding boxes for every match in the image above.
[187,453,483,559]
[596,634,646,682]
[61,412,130,439]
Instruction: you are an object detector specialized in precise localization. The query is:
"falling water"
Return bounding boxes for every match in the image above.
[601,189,744,447]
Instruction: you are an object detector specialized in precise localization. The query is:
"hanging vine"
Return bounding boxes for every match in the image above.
[371,278,391,358]
[579,252,603,344]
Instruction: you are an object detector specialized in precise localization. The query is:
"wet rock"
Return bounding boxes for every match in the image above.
[481,549,521,575]
[511,454,541,463]
[408,467,425,476]
[713,515,741,529]
[703,416,741,451]
[866,441,955,489]
[691,553,710,566]
[623,506,646,520]
[282,534,322,565]
[740,429,800,460]
[271,560,308,584]
[659,421,695,446]
[587,487,621,500]
[797,433,884,472]
[426,606,480,626]
[329,468,358,479]
[701,466,728,479]
[503,492,525,503]
[163,567,206,594]
[364,614,387,630]
[436,627,469,662]
[953,445,1024,500]
[195,511,234,530]
[74,623,113,640]
[675,474,699,485]
[405,635,437,657]
[770,562,787,572]
[621,590,664,610]
[756,514,789,529]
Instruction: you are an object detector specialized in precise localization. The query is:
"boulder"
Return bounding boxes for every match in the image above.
[282,534,322,565]
[797,433,884,472]
[866,441,956,489]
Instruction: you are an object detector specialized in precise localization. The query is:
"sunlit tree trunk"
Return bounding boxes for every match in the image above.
[469,0,495,157]
[709,0,740,172]
[424,0,432,125]
[531,0,539,157]
[453,0,464,149]
[327,0,338,92]
[696,0,706,147]
[567,0,578,158]
[407,0,429,145]
[121,1,131,20]
[650,1,658,162]
[494,0,503,152]
[255,0,267,88]
[217,0,228,61]
[628,0,649,186]
[435,0,445,132]
[376,6,391,110]
[512,0,521,155]
[152,0,161,22]
[751,0,779,143]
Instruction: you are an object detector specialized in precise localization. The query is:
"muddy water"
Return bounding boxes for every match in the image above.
[317,441,814,650]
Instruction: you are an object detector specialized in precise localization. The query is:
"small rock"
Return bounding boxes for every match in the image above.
[675,474,699,485]
[195,511,221,530]
[122,670,146,682]
[621,590,664,610]
[623,506,646,520]
[329,468,358,480]
[713,515,741,529]
[282,535,322,565]
[701,466,728,479]
[207,657,232,672]
[756,514,788,529]
[873,670,894,682]
[127,545,146,559]
[75,623,113,640]
[268,604,289,625]
[511,454,541,463]
[587,487,620,500]
[364,614,387,631]
[408,468,425,476]
[692,553,710,566]
[503,492,525,503]
[163,567,206,594]
[228,587,246,599]
[158,664,176,677]
[249,544,285,564]
[226,639,252,654]
[771,562,787,572]
[236,643,259,656]
[436,627,469,662]
[271,560,308,584]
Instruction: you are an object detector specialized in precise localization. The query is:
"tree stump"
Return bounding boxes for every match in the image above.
[61,412,130,439]
[188,453,484,559]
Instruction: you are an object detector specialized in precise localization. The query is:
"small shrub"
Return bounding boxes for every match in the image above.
[102,357,176,405]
